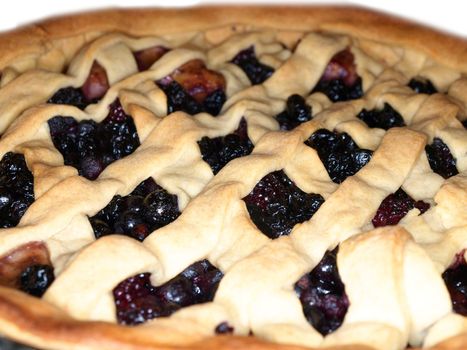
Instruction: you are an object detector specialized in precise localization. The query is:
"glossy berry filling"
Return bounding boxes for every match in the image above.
[243,170,324,239]
[312,49,363,102]
[275,94,312,130]
[0,152,34,228]
[372,188,430,227]
[198,118,254,174]
[48,61,109,110]
[157,59,226,116]
[295,248,349,335]
[357,103,405,130]
[19,264,55,297]
[408,78,438,95]
[134,46,169,71]
[113,259,223,325]
[425,138,458,179]
[231,46,274,85]
[47,87,95,110]
[305,129,372,184]
[442,251,467,316]
[89,177,180,241]
[48,99,140,180]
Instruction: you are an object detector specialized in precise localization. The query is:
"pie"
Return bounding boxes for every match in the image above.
[0,5,466,350]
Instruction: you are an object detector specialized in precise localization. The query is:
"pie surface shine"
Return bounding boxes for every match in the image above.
[0,5,466,350]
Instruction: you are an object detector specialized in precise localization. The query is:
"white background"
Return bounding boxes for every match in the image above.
[0,0,466,36]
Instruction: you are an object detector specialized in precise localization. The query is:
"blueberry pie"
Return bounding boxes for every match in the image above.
[0,6,466,350]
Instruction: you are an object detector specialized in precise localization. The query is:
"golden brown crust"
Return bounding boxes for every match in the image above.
[0,287,374,350]
[0,6,466,72]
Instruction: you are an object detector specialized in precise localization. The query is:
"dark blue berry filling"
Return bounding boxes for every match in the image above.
[231,46,274,85]
[48,99,140,180]
[47,87,96,110]
[442,251,467,316]
[197,118,253,174]
[425,138,458,179]
[305,129,372,184]
[295,248,349,335]
[312,50,363,102]
[313,78,363,102]
[89,177,180,242]
[113,259,223,325]
[357,103,405,130]
[372,188,430,228]
[158,81,226,116]
[0,152,34,228]
[462,120,467,129]
[408,78,438,95]
[242,170,324,239]
[275,94,312,130]
[156,59,226,116]
[19,264,55,297]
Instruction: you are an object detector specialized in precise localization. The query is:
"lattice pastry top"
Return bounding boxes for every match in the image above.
[0,6,466,350]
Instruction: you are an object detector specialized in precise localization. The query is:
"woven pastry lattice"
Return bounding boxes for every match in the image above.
[0,24,466,350]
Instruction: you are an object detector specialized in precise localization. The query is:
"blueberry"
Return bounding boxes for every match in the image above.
[0,152,34,228]
[408,78,437,94]
[90,218,112,238]
[243,170,324,239]
[158,81,202,115]
[115,211,144,234]
[312,49,363,102]
[231,46,274,85]
[305,129,372,184]
[113,260,223,325]
[425,138,458,179]
[20,264,55,297]
[313,78,363,102]
[47,87,93,110]
[198,118,254,174]
[295,248,348,335]
[357,103,405,130]
[442,252,467,316]
[48,99,140,180]
[275,94,312,130]
[89,178,180,242]
[372,188,430,227]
